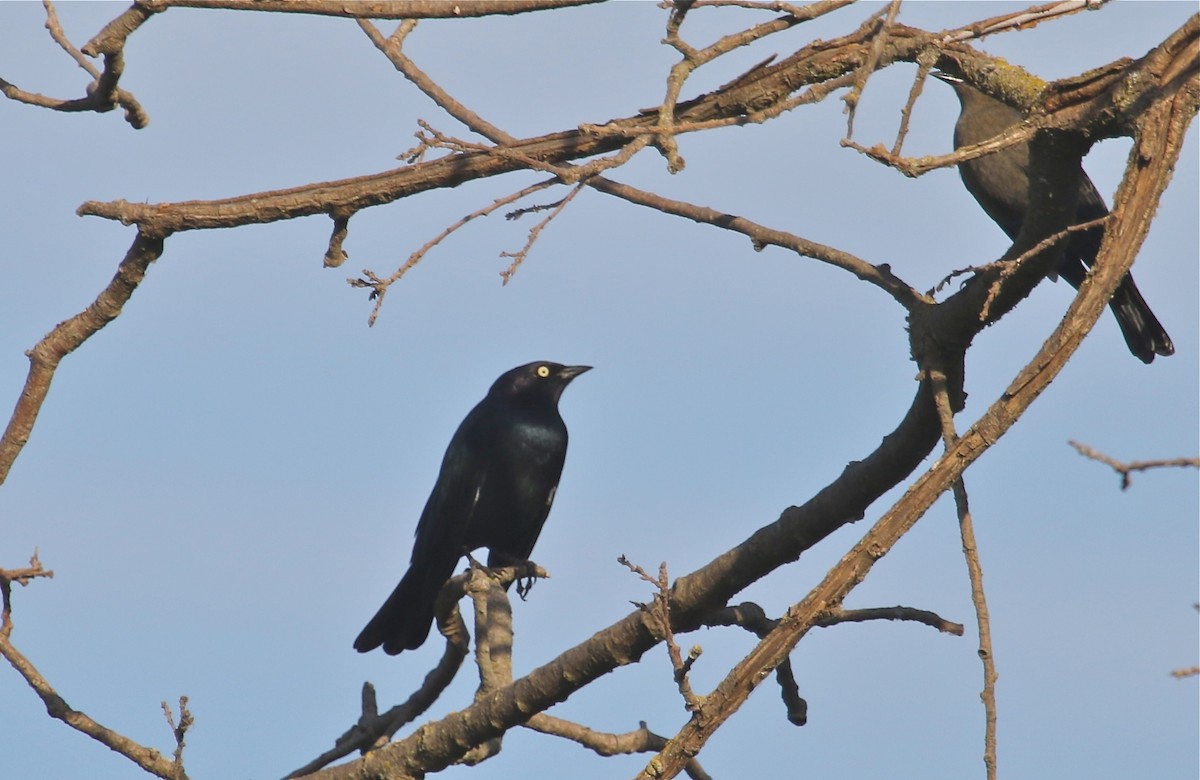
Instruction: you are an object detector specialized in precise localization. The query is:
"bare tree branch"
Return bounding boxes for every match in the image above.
[1068,441,1200,490]
[357,19,517,146]
[0,551,54,638]
[141,0,605,19]
[0,231,164,488]
[637,66,1198,780]
[524,715,712,780]
[0,555,187,780]
[0,1,148,126]
[620,557,704,713]
[3,6,1193,778]
[160,697,194,780]
[928,367,998,780]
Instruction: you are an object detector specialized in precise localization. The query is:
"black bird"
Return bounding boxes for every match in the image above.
[354,361,591,655]
[933,71,1174,363]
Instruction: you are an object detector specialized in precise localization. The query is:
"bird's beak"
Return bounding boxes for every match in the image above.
[558,365,592,381]
[931,70,962,85]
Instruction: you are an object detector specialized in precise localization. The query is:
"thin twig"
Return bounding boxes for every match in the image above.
[937,0,1112,45]
[42,0,100,76]
[929,216,1109,304]
[708,599,963,727]
[843,0,901,138]
[929,366,997,780]
[0,551,55,638]
[619,556,704,713]
[358,19,516,145]
[525,714,713,780]
[1068,441,1200,490]
[161,697,193,780]
[843,120,1040,178]
[586,174,926,310]
[892,48,940,156]
[348,178,558,325]
[499,183,585,285]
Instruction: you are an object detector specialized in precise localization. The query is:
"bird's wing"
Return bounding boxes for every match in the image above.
[409,427,492,570]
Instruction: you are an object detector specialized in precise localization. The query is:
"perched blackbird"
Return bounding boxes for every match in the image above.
[354,361,591,655]
[934,71,1173,363]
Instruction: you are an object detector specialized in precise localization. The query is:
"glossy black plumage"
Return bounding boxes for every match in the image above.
[354,361,591,655]
[934,71,1174,363]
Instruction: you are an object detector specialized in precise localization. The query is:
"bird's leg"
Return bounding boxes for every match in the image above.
[513,571,537,602]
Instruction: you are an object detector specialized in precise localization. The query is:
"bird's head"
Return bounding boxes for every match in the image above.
[932,69,969,99]
[491,361,592,405]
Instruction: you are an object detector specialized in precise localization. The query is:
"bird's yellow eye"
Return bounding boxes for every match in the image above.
[536,365,550,378]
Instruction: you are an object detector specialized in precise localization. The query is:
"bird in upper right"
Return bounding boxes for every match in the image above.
[932,70,1174,363]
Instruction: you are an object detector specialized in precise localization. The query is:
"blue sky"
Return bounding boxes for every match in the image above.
[1,2,1196,779]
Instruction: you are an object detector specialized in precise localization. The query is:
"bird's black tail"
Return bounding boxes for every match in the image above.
[1109,275,1174,364]
[353,558,456,654]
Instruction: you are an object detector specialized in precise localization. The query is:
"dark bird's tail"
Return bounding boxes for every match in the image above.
[1109,275,1175,364]
[353,559,454,654]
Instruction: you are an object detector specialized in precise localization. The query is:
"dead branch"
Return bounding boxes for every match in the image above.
[2,7,1193,779]
[937,0,1113,45]
[929,216,1109,298]
[0,554,187,780]
[1068,441,1200,490]
[928,367,998,780]
[140,0,605,18]
[0,1,148,126]
[524,715,712,780]
[0,231,164,488]
[499,184,585,284]
[55,20,970,232]
[161,697,193,780]
[348,178,558,325]
[636,70,1197,780]
[842,0,901,137]
[289,564,546,777]
[0,551,55,638]
[585,175,925,309]
[710,599,964,727]
[357,19,516,146]
[620,557,703,713]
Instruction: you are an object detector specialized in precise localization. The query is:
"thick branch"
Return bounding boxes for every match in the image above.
[639,64,1198,780]
[0,2,148,127]
[75,19,963,233]
[142,0,603,18]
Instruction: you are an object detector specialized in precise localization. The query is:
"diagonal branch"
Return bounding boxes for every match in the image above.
[585,175,925,309]
[0,555,186,780]
[0,231,165,488]
[357,19,517,146]
[637,63,1198,780]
